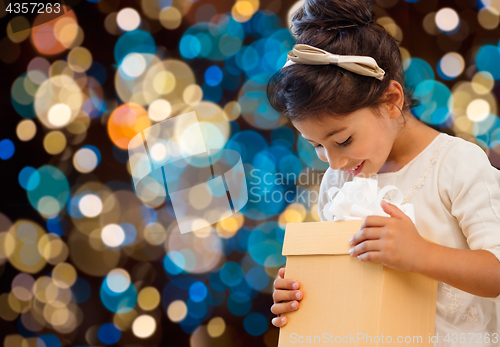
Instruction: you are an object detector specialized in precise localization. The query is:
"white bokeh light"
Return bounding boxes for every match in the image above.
[121,53,147,78]
[48,104,72,127]
[73,148,98,173]
[439,52,465,78]
[150,142,168,163]
[435,7,460,32]
[101,224,125,248]
[467,99,490,122]
[117,8,141,31]
[132,315,156,338]
[148,99,172,122]
[78,194,103,218]
[106,268,131,293]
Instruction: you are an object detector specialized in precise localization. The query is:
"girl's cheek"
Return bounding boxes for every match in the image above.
[316,150,329,163]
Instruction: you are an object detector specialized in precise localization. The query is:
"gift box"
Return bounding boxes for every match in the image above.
[277,178,438,347]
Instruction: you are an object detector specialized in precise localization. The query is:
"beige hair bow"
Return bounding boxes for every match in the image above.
[283,44,386,81]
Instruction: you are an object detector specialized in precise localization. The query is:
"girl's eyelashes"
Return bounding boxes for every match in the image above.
[337,136,352,147]
[312,136,352,149]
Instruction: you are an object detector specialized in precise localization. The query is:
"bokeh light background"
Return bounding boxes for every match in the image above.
[1,0,500,345]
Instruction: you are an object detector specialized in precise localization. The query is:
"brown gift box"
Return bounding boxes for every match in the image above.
[278,220,438,347]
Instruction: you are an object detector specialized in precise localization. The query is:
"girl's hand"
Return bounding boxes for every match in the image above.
[271,267,303,327]
[349,200,430,272]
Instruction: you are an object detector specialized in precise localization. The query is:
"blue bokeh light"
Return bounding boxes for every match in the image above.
[219,261,243,287]
[247,221,286,267]
[98,323,122,345]
[189,281,208,303]
[18,166,39,191]
[477,45,500,80]
[243,312,268,336]
[0,139,15,160]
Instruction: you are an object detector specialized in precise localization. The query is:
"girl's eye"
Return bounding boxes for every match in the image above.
[313,144,323,149]
[337,136,352,147]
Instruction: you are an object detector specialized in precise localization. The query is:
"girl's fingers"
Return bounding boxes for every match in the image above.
[273,289,303,304]
[273,278,300,290]
[270,300,300,316]
[350,227,383,246]
[272,315,288,327]
[350,240,383,257]
[279,267,285,278]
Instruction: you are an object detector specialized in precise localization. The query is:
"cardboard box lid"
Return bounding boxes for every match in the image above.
[282,220,363,256]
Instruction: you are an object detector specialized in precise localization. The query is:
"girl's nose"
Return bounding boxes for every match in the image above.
[326,151,348,171]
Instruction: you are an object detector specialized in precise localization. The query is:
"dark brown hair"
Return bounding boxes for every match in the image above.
[266,0,418,122]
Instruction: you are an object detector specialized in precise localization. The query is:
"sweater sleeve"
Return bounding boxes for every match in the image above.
[439,139,500,301]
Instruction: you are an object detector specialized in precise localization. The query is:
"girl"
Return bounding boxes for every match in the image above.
[267,0,500,346]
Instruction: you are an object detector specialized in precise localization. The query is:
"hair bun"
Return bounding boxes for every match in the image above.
[291,0,374,36]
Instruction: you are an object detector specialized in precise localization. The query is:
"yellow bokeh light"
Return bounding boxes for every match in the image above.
[207,316,226,338]
[472,71,495,95]
[144,222,167,245]
[114,309,138,331]
[0,231,16,261]
[52,262,77,289]
[167,300,187,322]
[16,119,37,141]
[40,236,69,265]
[137,287,160,311]
[153,70,176,95]
[159,7,182,30]
[216,212,244,238]
[3,334,25,347]
[8,220,47,274]
[68,47,92,73]
[223,101,241,121]
[232,1,258,22]
[377,17,403,44]
[183,85,203,105]
[309,203,321,221]
[43,131,67,155]
[54,17,80,49]
[0,293,19,321]
[478,7,500,29]
[7,17,31,43]
[8,292,31,314]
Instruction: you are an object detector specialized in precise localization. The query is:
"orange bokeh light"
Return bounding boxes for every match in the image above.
[30,6,77,55]
[108,103,151,149]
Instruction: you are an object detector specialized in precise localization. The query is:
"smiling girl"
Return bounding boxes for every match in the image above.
[267,0,500,345]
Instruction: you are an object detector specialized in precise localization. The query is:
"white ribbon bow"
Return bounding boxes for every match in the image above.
[322,177,415,224]
[283,44,386,81]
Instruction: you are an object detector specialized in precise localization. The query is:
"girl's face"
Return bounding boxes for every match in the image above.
[292,106,400,177]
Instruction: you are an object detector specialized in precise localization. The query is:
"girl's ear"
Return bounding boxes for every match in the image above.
[383,80,405,119]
